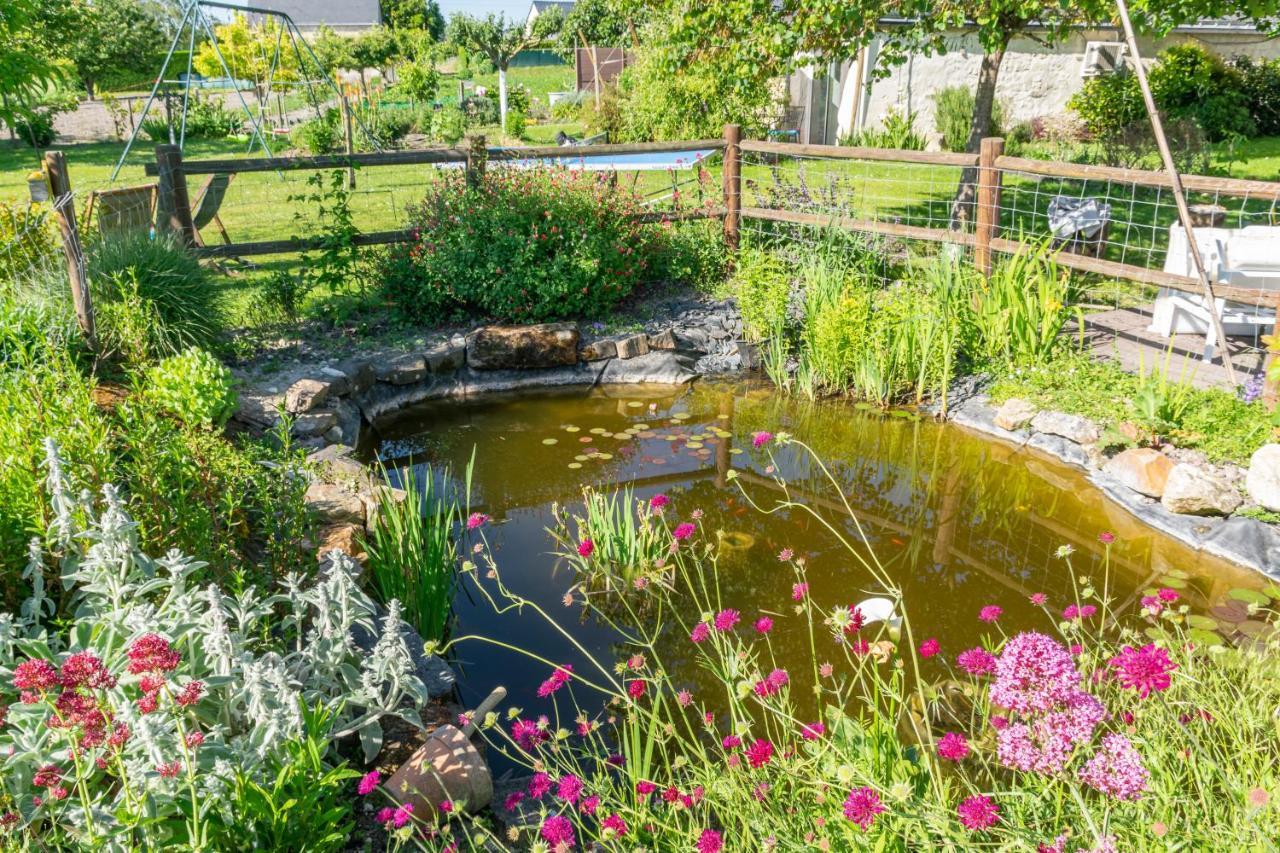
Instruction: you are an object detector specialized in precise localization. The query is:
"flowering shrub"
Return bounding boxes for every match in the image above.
[415,433,1280,851]
[0,442,429,846]
[379,167,719,324]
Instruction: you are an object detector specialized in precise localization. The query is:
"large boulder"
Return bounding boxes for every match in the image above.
[1246,444,1280,512]
[1161,463,1243,516]
[1030,411,1100,446]
[304,481,366,526]
[284,377,333,414]
[1103,447,1175,498]
[466,323,579,370]
[993,398,1037,431]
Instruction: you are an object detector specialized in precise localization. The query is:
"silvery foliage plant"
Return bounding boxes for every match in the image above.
[0,440,429,838]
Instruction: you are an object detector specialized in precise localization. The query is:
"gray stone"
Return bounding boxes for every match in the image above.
[466,323,580,370]
[580,338,617,361]
[291,410,337,438]
[948,398,1030,446]
[285,378,331,414]
[1030,411,1100,445]
[1028,432,1091,470]
[338,358,376,394]
[316,366,351,396]
[455,363,604,396]
[425,339,466,374]
[1090,471,1223,545]
[1104,447,1175,498]
[376,353,429,385]
[993,397,1037,431]
[648,328,677,350]
[304,481,365,526]
[615,333,650,360]
[673,326,712,352]
[599,350,698,385]
[1161,463,1243,516]
[355,376,465,422]
[1246,444,1280,512]
[1200,517,1280,578]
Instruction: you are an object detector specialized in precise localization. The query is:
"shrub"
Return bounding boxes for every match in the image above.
[1149,44,1254,141]
[934,85,1003,152]
[87,232,225,357]
[292,107,342,155]
[647,219,729,294]
[140,93,243,141]
[1069,72,1145,140]
[1234,55,1280,136]
[142,347,237,429]
[731,244,792,340]
[504,107,528,139]
[430,104,466,143]
[488,82,530,117]
[461,93,499,126]
[355,104,412,148]
[13,105,64,148]
[379,169,657,323]
[0,202,59,284]
[841,108,926,150]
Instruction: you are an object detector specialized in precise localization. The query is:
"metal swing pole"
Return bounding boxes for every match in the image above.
[1114,0,1237,384]
[284,24,326,120]
[110,0,196,181]
[194,3,275,159]
[178,15,197,148]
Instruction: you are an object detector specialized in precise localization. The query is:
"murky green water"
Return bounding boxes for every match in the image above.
[363,381,1258,719]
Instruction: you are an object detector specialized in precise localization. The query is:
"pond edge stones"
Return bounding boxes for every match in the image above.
[937,392,1280,580]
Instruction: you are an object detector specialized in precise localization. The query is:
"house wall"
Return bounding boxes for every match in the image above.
[789,28,1279,146]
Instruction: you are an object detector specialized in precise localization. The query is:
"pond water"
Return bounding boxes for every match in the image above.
[362,381,1260,734]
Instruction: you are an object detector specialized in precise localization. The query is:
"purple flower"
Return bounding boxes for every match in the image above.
[937,732,970,761]
[577,538,595,558]
[1108,644,1177,698]
[690,622,711,643]
[842,786,885,831]
[540,814,576,846]
[752,431,773,449]
[979,605,1003,623]
[989,632,1081,715]
[673,522,696,540]
[754,616,774,634]
[1078,733,1149,800]
[956,648,996,676]
[466,512,489,530]
[713,609,740,632]
[957,794,999,830]
[356,770,380,795]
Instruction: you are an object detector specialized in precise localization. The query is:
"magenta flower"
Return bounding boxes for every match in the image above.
[357,770,380,795]
[438,799,453,813]
[690,622,711,643]
[537,664,573,698]
[745,738,774,768]
[627,679,646,699]
[1108,644,1176,698]
[1156,588,1179,603]
[722,734,742,749]
[503,791,524,811]
[602,813,627,835]
[800,721,825,740]
[696,829,723,853]
[1029,592,1048,606]
[752,431,773,448]
[649,493,669,509]
[58,652,116,690]
[753,668,789,697]
[635,780,656,795]
[996,692,1105,775]
[577,538,595,558]
[989,632,1081,715]
[979,605,1003,623]
[919,637,940,658]
[540,814,575,847]
[956,648,997,676]
[937,732,970,761]
[791,582,809,601]
[673,522,696,540]
[466,512,489,530]
[713,609,740,632]
[1062,604,1097,621]
[511,718,549,751]
[754,616,774,634]
[579,794,600,815]
[1078,733,1149,800]
[842,786,885,831]
[126,634,180,675]
[527,772,553,798]
[1098,531,1115,544]
[556,773,584,804]
[13,659,59,699]
[957,794,1000,830]
[392,803,414,828]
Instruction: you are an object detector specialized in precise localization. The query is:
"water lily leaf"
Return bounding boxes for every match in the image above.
[1228,588,1270,606]
[1187,615,1219,631]
[1158,576,1188,589]
[567,462,582,470]
[542,438,558,445]
[1236,620,1272,637]
[1187,628,1225,647]
[1209,603,1248,623]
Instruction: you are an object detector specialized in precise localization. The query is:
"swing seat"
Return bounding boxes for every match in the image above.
[188,173,234,246]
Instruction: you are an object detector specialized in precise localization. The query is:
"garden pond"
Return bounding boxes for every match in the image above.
[361,382,1267,740]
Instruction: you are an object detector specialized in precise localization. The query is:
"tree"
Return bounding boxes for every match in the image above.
[194,13,300,98]
[347,26,400,97]
[382,0,445,40]
[446,10,563,130]
[555,0,631,109]
[67,0,167,99]
[0,0,69,127]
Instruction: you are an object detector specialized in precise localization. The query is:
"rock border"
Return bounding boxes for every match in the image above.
[931,390,1280,580]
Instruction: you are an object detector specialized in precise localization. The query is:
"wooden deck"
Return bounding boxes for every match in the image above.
[1082,307,1267,392]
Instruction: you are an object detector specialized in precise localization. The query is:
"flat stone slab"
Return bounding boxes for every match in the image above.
[1027,432,1091,471]
[467,323,579,370]
[1200,517,1280,578]
[599,350,698,385]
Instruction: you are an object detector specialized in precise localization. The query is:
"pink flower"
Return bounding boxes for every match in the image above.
[1108,644,1176,698]
[1098,531,1115,544]
[722,734,742,749]
[577,539,595,558]
[556,773,584,804]
[175,681,204,707]
[579,794,599,815]
[713,609,740,632]
[677,689,693,707]
[528,772,553,798]
[979,605,1003,623]
[690,623,711,643]
[996,692,1105,775]
[184,731,204,749]
[919,638,940,658]
[754,616,774,634]
[58,652,116,690]
[636,780,657,795]
[126,634,180,675]
[1156,588,1179,603]
[511,718,549,751]
[753,668,789,697]
[745,738,774,768]
[957,794,1000,830]
[937,732,970,761]
[1062,604,1097,621]
[376,807,394,824]
[956,648,996,676]
[752,431,773,449]
[438,799,454,813]
[503,791,525,811]
[357,770,381,795]
[673,522,696,540]
[842,786,884,831]
[778,548,794,561]
[1079,733,1148,800]
[157,761,182,779]
[791,582,808,601]
[1029,593,1047,606]
[466,513,489,529]
[392,803,414,828]
[989,632,1081,715]
[800,722,825,741]
[602,813,627,835]
[627,680,646,700]
[649,494,669,509]
[537,665,574,698]
[13,659,59,698]
[696,829,723,853]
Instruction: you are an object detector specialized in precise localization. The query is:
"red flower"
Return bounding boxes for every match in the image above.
[126,635,180,675]
[745,738,774,768]
[627,679,646,700]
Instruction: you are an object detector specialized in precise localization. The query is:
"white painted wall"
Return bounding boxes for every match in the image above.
[789,28,1280,147]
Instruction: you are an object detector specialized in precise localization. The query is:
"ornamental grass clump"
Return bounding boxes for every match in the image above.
[394,433,1280,851]
[0,441,431,847]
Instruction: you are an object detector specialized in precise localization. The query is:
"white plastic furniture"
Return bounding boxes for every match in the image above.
[1150,224,1280,357]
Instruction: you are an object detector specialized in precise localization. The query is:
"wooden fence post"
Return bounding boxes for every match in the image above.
[722,123,741,253]
[43,151,96,348]
[155,144,197,248]
[466,134,487,188]
[340,96,356,189]
[974,136,1005,276]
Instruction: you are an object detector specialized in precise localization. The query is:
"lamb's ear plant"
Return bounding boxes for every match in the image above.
[0,440,430,846]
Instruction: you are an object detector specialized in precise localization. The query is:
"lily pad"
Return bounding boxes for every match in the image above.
[1157,576,1188,589]
[634,423,649,430]
[564,426,581,433]
[627,401,643,407]
[1261,584,1280,601]
[1228,588,1270,607]
[590,428,608,435]
[1188,628,1225,647]
[1166,569,1190,580]
[854,402,874,411]
[672,412,691,420]
[542,438,558,445]
[597,453,613,461]
[1187,615,1220,631]
[730,448,743,455]
[1209,603,1248,623]
[1144,627,1170,642]
[567,462,582,470]
[574,455,589,461]
[1236,620,1273,638]
[687,442,704,449]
